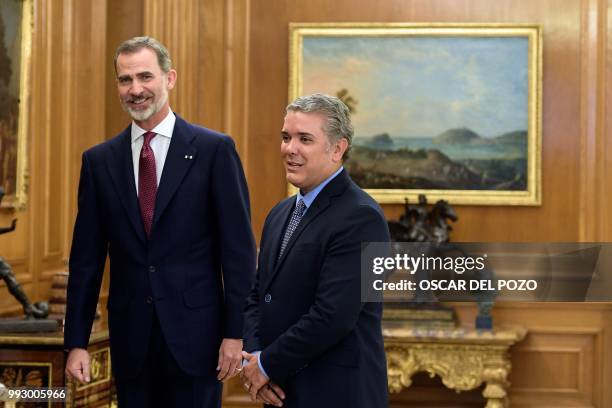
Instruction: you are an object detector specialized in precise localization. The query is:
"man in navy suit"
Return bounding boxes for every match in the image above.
[242,94,390,407]
[64,36,256,407]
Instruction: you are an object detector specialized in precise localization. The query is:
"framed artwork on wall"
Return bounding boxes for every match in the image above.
[0,0,32,209]
[289,23,542,205]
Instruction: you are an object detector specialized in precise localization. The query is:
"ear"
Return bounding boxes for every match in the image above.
[166,69,177,90]
[332,138,349,163]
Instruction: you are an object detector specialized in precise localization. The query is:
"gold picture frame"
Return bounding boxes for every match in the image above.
[288,23,542,206]
[0,0,32,210]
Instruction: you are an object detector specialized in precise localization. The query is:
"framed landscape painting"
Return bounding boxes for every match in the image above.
[289,23,542,205]
[0,0,32,209]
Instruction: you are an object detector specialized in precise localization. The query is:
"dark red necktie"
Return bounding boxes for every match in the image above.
[139,131,157,237]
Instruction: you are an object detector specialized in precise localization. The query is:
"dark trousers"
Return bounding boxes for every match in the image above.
[115,312,222,408]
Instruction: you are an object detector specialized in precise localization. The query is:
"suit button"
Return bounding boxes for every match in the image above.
[148,265,156,273]
[146,296,153,304]
[264,294,272,303]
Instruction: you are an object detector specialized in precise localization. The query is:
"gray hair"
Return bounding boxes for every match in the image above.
[114,36,172,74]
[286,93,353,160]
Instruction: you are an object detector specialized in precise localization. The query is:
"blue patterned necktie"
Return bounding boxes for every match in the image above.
[278,199,306,259]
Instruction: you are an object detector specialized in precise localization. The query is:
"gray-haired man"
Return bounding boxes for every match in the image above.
[242,94,390,407]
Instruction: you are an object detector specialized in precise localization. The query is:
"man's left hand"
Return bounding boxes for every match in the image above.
[241,351,270,401]
[217,338,243,381]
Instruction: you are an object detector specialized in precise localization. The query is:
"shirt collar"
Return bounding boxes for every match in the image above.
[296,166,344,211]
[131,108,176,143]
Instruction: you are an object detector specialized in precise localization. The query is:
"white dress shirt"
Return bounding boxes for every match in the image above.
[131,109,176,195]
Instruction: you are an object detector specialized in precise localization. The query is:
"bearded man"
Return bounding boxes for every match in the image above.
[64,36,256,408]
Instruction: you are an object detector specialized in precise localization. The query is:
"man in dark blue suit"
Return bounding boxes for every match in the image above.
[242,94,390,407]
[64,37,256,407]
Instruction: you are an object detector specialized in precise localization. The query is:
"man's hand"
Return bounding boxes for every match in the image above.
[217,338,243,381]
[241,351,271,402]
[257,382,286,407]
[65,348,91,384]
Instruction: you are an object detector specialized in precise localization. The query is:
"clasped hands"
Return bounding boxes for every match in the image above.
[241,351,285,407]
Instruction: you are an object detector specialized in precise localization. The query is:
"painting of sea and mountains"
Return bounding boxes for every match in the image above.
[294,26,540,204]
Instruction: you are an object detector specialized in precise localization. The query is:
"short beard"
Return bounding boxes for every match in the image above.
[122,86,168,122]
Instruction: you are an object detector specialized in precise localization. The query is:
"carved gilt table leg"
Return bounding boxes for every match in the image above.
[386,345,418,393]
[481,354,511,408]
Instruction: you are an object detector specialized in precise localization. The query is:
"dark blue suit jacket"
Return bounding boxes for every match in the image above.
[64,115,256,379]
[244,170,390,408]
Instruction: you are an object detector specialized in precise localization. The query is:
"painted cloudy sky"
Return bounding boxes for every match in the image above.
[302,36,529,139]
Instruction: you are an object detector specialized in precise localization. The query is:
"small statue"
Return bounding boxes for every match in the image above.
[388,194,457,244]
[427,199,458,245]
[0,187,49,319]
[476,300,494,330]
[405,195,430,242]
[386,194,497,329]
[473,265,496,329]
[388,195,458,305]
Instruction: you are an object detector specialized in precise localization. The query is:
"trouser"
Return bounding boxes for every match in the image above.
[115,311,222,408]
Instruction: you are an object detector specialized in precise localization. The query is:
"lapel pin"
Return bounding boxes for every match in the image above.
[184,155,194,160]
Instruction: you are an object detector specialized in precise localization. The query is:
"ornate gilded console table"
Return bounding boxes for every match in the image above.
[0,329,112,407]
[383,322,526,408]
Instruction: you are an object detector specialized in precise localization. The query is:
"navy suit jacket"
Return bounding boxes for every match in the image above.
[64,115,256,379]
[244,170,390,408]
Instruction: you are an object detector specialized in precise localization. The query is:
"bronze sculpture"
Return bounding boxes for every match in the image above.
[387,194,495,329]
[0,187,50,319]
[388,195,457,244]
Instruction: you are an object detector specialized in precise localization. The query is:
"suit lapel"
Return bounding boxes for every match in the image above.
[273,196,330,272]
[261,196,296,291]
[268,200,294,268]
[107,126,146,242]
[152,115,197,230]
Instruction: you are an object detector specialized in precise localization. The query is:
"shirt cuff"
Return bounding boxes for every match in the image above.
[256,351,270,380]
